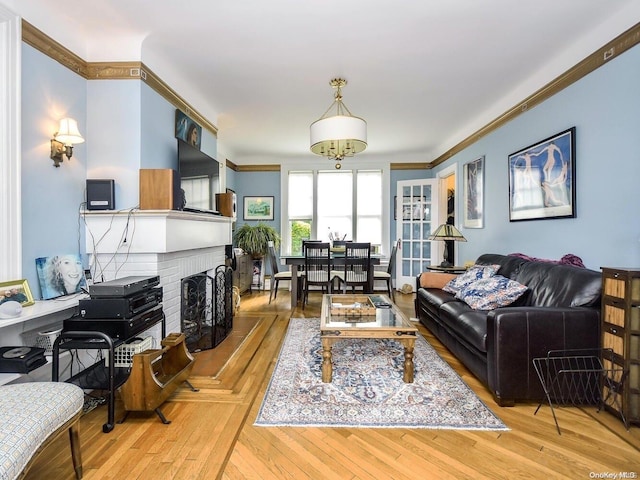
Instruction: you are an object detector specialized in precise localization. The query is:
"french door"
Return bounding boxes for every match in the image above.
[395,179,440,290]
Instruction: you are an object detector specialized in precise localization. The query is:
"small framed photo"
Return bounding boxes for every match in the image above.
[243,196,274,221]
[463,156,484,228]
[508,127,576,222]
[0,279,35,307]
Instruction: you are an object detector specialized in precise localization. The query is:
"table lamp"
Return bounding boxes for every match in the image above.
[428,223,467,267]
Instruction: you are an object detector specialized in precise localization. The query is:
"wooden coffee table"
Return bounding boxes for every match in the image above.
[320,294,418,383]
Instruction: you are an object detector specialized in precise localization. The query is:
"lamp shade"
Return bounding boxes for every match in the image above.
[428,223,467,241]
[55,118,85,145]
[310,115,367,158]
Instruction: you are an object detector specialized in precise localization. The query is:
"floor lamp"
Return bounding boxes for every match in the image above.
[428,224,467,267]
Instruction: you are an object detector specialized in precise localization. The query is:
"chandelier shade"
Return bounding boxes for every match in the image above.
[310,115,367,159]
[310,78,367,167]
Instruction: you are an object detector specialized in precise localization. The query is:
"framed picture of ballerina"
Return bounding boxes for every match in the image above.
[508,127,576,222]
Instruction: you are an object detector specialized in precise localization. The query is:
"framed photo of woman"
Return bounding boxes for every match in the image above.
[35,254,87,300]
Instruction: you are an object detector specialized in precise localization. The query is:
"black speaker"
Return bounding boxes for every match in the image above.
[86,179,115,210]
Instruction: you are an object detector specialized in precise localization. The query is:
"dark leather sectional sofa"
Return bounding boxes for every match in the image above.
[415,253,602,406]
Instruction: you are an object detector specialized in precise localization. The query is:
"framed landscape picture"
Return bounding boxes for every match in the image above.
[243,196,274,221]
[508,127,576,222]
[463,156,484,228]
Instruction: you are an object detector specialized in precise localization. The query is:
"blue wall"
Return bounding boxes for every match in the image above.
[20,44,219,298]
[21,43,87,294]
[432,44,640,270]
[232,170,281,231]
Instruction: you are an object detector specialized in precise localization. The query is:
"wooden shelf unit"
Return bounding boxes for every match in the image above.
[601,267,640,426]
[233,252,252,294]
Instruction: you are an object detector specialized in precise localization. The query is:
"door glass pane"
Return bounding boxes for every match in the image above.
[402,224,411,240]
[412,260,421,276]
[402,260,411,276]
[412,223,420,239]
[422,242,431,258]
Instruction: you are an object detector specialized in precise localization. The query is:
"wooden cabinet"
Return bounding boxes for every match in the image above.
[233,253,252,294]
[601,267,640,426]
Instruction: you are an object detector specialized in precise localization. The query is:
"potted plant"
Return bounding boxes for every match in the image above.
[233,223,281,259]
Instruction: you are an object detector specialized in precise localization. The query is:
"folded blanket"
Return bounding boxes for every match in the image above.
[508,252,585,268]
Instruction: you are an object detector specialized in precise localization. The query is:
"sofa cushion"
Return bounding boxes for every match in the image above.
[419,272,458,289]
[512,261,601,308]
[455,275,528,310]
[439,301,489,352]
[475,253,529,280]
[416,288,457,318]
[442,264,499,294]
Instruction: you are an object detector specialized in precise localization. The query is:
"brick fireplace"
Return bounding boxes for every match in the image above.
[83,211,233,339]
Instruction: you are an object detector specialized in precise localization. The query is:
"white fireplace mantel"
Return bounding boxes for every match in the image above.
[83,210,233,254]
[83,209,233,336]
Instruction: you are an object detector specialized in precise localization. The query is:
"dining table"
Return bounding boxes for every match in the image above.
[280,253,382,309]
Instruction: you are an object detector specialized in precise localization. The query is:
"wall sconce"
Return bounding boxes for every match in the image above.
[50,118,85,167]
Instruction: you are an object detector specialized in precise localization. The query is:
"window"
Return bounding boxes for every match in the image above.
[285,168,384,255]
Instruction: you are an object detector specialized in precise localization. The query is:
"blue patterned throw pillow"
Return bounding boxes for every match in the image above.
[442,264,500,294]
[455,275,528,310]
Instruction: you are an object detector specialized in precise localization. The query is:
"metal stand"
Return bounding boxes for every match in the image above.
[533,348,627,434]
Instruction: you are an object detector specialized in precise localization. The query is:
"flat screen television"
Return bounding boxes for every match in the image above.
[177,138,220,213]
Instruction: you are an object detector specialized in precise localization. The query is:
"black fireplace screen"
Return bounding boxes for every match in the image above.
[181,265,233,352]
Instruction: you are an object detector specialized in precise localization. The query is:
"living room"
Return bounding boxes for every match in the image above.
[1,1,640,478]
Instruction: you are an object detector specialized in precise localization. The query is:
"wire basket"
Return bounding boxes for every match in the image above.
[104,336,154,367]
[21,323,63,355]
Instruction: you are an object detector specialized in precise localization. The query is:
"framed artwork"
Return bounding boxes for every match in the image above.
[463,156,484,228]
[243,196,274,221]
[0,279,35,307]
[508,127,576,222]
[35,254,87,300]
[175,109,202,150]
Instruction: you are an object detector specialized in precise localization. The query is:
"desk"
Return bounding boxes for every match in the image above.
[281,254,381,309]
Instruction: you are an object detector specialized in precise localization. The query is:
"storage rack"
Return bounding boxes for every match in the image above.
[533,348,626,434]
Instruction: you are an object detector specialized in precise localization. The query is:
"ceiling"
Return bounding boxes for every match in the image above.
[6,0,640,165]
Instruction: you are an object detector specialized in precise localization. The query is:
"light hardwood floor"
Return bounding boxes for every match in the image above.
[27,290,640,479]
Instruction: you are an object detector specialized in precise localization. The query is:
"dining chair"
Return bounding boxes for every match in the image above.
[374,239,399,301]
[334,242,372,294]
[302,241,332,309]
[267,243,300,304]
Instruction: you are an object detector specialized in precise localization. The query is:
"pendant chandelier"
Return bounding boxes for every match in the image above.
[310,78,367,169]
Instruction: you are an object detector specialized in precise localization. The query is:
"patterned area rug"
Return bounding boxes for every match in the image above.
[255,318,508,430]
